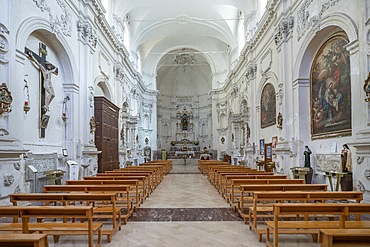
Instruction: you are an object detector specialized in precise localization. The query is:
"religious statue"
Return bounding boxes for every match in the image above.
[303,146,312,168]
[341,144,352,172]
[88,116,96,144]
[363,72,370,102]
[181,114,188,131]
[89,116,96,133]
[120,127,125,146]
[246,124,251,143]
[277,112,283,129]
[28,53,57,112]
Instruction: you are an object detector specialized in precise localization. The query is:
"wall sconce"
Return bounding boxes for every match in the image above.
[23,101,30,114]
[61,112,67,122]
[23,75,30,114]
[61,96,70,122]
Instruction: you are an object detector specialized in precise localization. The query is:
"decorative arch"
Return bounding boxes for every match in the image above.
[295,13,358,79]
[294,13,357,140]
[143,114,150,129]
[219,112,227,129]
[16,17,77,85]
[240,98,248,115]
[94,75,112,100]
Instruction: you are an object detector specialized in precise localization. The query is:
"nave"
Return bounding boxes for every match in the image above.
[51,160,319,247]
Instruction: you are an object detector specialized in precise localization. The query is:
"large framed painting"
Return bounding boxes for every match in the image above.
[260,83,276,128]
[310,33,352,139]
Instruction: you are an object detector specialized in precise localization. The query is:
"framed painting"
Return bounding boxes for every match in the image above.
[259,139,265,155]
[261,83,276,128]
[265,143,272,159]
[272,136,278,149]
[310,33,352,139]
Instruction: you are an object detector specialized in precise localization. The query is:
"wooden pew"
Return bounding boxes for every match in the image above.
[111,166,163,187]
[83,175,149,200]
[97,172,154,192]
[220,174,287,199]
[227,179,304,205]
[237,184,328,223]
[249,191,363,241]
[319,229,370,247]
[144,160,173,174]
[0,234,48,247]
[67,179,141,209]
[265,203,370,247]
[198,160,229,175]
[9,193,121,242]
[116,165,164,184]
[43,185,133,224]
[0,206,102,247]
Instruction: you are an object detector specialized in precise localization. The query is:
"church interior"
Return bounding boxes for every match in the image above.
[1,0,370,246]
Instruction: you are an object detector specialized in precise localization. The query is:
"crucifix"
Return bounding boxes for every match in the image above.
[25,42,58,138]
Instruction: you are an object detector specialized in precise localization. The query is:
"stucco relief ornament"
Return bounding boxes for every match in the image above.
[364,170,370,180]
[13,162,21,170]
[363,72,370,102]
[357,156,365,164]
[14,185,21,194]
[0,83,12,115]
[357,180,366,192]
[4,174,15,186]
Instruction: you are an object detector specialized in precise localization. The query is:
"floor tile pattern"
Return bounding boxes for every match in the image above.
[129,208,242,222]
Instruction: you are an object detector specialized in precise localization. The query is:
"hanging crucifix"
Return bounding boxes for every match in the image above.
[25,42,58,138]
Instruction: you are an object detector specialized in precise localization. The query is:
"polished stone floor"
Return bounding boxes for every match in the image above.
[49,159,320,246]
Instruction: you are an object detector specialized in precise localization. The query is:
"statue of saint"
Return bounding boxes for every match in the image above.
[341,144,352,172]
[28,54,57,112]
[303,146,312,168]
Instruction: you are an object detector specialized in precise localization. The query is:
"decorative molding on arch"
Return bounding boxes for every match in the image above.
[256,71,279,106]
[94,74,112,100]
[296,0,343,41]
[15,17,77,85]
[32,0,72,37]
[0,23,10,64]
[294,12,358,79]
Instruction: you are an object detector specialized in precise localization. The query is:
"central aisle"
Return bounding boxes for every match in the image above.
[106,160,319,247]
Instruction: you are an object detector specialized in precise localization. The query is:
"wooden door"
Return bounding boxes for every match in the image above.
[94,97,119,173]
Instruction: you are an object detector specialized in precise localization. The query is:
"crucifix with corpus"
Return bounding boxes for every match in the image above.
[25,42,58,138]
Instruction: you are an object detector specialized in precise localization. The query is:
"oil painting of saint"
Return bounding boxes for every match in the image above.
[310,34,351,138]
[260,83,276,128]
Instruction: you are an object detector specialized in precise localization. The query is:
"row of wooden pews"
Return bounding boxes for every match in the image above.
[199,160,370,247]
[0,160,172,247]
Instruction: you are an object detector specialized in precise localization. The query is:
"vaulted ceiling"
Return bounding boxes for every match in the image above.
[112,0,258,95]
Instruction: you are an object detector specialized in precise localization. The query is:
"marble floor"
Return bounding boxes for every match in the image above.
[50,159,320,246]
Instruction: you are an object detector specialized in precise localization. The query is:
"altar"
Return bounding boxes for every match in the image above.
[175,151,195,158]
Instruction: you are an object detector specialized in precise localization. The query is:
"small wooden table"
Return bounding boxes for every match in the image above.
[324,171,349,191]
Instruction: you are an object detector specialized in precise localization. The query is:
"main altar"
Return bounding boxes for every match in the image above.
[168,107,201,158]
